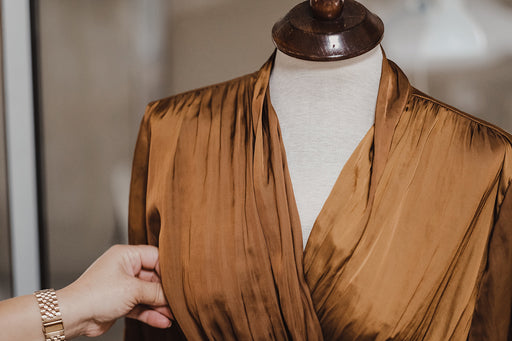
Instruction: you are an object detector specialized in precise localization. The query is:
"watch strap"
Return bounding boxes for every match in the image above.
[34,289,66,341]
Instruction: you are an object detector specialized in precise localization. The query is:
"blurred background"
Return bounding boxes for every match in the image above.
[1,0,511,340]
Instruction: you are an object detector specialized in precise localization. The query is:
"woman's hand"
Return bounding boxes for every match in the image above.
[0,244,172,340]
[57,244,174,338]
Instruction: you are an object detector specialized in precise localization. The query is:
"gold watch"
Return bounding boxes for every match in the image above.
[34,289,66,341]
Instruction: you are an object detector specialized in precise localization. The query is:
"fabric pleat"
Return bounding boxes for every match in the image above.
[125,52,512,340]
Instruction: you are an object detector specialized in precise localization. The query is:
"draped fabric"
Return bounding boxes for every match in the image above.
[125,52,512,340]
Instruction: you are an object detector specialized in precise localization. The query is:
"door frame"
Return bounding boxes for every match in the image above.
[1,0,41,296]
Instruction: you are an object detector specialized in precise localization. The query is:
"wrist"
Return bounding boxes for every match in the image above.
[56,285,92,339]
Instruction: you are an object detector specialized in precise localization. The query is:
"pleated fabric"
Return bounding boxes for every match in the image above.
[125,52,512,340]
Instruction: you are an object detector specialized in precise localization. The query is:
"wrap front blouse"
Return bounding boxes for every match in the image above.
[125,52,512,340]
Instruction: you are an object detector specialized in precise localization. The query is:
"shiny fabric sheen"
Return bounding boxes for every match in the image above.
[125,53,512,340]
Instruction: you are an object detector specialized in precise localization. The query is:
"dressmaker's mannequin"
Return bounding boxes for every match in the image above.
[270,0,384,247]
[270,46,382,248]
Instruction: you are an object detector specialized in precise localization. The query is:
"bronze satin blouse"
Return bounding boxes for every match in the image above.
[125,53,512,340]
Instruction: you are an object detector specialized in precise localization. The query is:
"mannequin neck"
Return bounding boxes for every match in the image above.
[270,45,383,100]
[269,45,383,123]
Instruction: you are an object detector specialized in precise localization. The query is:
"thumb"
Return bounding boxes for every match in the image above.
[135,279,168,307]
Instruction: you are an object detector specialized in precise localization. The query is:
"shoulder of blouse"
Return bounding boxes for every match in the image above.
[410,87,512,145]
[142,71,260,120]
[409,87,512,191]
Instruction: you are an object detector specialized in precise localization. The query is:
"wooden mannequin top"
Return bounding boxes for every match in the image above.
[270,0,385,247]
[272,0,384,61]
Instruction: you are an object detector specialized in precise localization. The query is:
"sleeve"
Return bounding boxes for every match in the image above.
[127,105,151,246]
[124,105,187,341]
[468,182,512,340]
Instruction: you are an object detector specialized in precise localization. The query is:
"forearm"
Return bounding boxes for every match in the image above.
[0,287,88,340]
[0,294,42,340]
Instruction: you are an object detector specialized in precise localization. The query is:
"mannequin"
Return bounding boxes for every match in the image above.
[269,46,383,247]
[270,0,385,247]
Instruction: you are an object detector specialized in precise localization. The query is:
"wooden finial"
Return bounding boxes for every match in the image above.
[272,0,384,61]
[310,0,344,20]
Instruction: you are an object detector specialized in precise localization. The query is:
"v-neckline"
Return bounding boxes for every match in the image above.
[253,48,411,251]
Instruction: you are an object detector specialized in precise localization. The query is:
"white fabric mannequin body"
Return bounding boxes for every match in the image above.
[269,45,383,248]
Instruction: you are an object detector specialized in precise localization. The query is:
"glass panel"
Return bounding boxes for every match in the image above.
[38,1,171,340]
[0,11,13,301]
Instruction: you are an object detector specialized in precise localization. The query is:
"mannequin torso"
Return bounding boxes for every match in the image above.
[269,45,383,248]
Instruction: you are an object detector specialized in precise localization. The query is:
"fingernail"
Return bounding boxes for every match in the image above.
[167,320,173,328]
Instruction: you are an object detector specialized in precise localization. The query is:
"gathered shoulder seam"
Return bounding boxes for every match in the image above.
[411,89,512,144]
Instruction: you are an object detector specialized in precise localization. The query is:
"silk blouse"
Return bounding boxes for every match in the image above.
[125,52,512,340]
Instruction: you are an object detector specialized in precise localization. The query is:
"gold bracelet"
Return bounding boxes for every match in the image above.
[34,289,66,341]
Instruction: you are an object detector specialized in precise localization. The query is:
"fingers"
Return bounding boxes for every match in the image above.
[152,305,174,320]
[138,269,160,283]
[136,279,168,307]
[127,306,173,329]
[127,245,161,276]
